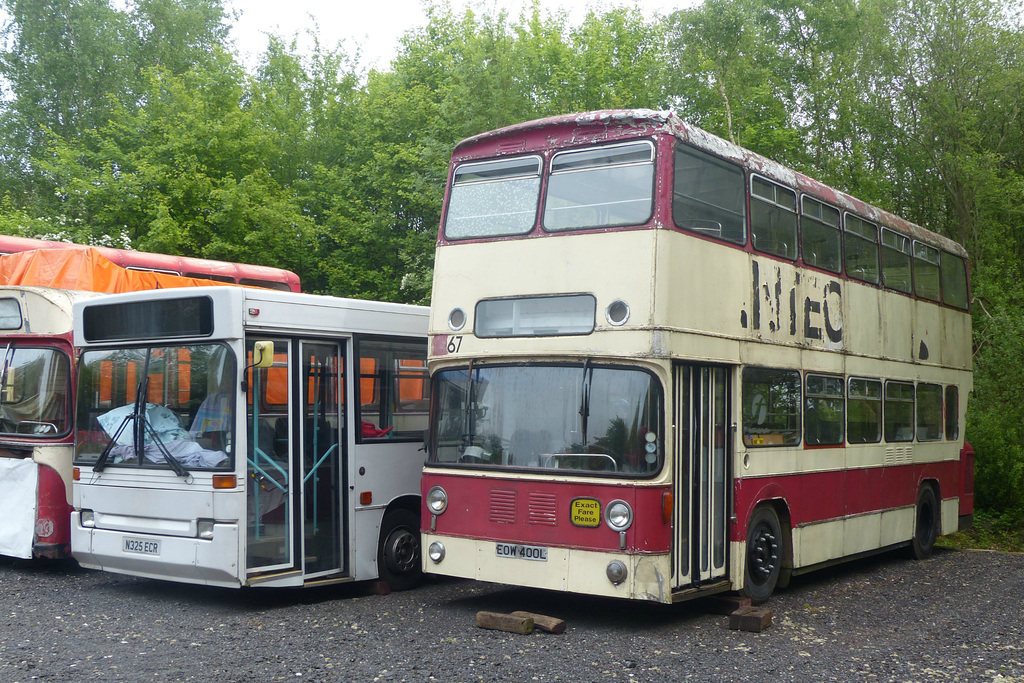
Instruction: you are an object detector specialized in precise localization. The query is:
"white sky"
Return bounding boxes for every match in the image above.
[227,0,686,71]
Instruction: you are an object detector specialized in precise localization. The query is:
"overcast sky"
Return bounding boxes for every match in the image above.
[226,0,685,70]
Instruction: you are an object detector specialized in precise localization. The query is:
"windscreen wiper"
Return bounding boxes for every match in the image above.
[579,359,592,445]
[94,376,147,473]
[141,415,189,478]
[93,412,134,473]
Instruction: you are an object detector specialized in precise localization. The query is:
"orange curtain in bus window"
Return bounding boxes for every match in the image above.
[397,358,427,402]
[147,350,166,403]
[360,357,378,407]
[100,360,113,405]
[125,363,137,403]
[247,352,288,408]
[177,348,192,405]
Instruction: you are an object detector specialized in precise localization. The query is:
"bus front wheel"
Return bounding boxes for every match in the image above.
[910,485,939,560]
[378,509,422,591]
[742,505,783,603]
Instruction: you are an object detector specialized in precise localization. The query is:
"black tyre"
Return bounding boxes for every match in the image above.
[377,509,422,591]
[910,485,939,560]
[742,505,783,603]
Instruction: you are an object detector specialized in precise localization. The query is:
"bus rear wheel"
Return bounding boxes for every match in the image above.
[742,505,783,603]
[910,485,939,560]
[378,509,422,591]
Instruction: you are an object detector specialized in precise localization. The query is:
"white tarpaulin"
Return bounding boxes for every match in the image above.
[0,458,38,559]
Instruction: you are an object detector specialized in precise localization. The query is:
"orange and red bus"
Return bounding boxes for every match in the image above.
[420,110,973,603]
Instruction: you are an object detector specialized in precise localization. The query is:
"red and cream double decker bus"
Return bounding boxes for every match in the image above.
[420,110,973,603]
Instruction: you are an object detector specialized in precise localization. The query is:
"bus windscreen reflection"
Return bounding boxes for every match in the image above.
[429,364,662,476]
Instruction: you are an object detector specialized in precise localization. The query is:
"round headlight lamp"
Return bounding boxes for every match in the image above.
[605,499,634,532]
[426,485,448,514]
[428,541,446,564]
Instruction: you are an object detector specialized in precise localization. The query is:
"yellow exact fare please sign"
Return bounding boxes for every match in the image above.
[571,498,601,528]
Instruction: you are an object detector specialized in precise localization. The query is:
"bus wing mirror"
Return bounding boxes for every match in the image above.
[253,341,275,369]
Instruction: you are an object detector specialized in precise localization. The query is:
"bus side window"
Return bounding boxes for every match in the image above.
[742,367,801,447]
[750,176,797,261]
[880,228,912,294]
[916,383,943,441]
[847,378,881,444]
[913,241,941,301]
[800,196,841,273]
[945,385,960,440]
[356,338,429,442]
[940,252,969,309]
[844,214,880,284]
[672,145,746,244]
[804,374,844,446]
[883,381,915,442]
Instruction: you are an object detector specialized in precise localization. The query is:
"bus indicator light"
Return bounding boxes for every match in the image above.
[570,498,601,527]
[360,491,373,505]
[212,474,236,489]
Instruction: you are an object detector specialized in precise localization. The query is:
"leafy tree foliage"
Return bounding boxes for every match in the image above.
[0,0,1022,512]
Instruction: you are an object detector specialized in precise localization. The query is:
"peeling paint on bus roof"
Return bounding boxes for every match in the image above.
[452,110,967,258]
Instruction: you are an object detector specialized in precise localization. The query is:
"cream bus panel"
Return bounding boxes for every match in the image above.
[430,230,657,335]
[422,533,673,603]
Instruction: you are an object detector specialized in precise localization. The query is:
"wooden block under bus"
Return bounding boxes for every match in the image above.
[510,611,566,634]
[728,605,773,632]
[476,611,534,635]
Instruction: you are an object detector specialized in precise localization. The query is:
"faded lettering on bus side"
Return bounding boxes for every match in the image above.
[749,260,843,349]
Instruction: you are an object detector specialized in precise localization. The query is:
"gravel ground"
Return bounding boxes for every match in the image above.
[0,548,1022,682]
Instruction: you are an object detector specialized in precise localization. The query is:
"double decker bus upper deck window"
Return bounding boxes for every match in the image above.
[673,145,746,244]
[750,176,797,260]
[880,228,912,293]
[444,156,542,239]
[844,214,880,284]
[0,298,22,329]
[940,252,969,309]
[428,363,662,477]
[543,141,655,232]
[913,241,941,301]
[800,196,841,273]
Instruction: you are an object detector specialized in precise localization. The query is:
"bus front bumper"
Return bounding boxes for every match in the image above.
[71,512,242,588]
[421,533,673,603]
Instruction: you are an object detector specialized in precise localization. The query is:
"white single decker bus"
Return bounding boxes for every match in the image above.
[72,287,429,589]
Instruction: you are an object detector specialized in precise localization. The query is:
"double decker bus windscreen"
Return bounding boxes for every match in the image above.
[429,363,662,476]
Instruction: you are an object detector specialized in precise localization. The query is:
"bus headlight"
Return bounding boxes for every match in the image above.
[427,486,448,514]
[197,519,215,540]
[428,541,446,563]
[80,510,95,528]
[606,560,628,585]
[605,500,633,532]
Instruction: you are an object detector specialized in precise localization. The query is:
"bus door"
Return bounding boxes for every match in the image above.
[673,364,729,588]
[245,339,347,579]
[299,341,345,577]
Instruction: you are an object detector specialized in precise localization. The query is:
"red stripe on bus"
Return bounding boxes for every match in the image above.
[731,459,960,542]
[421,473,672,553]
